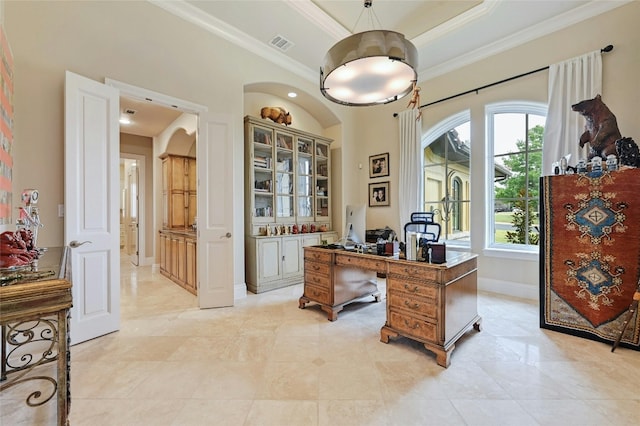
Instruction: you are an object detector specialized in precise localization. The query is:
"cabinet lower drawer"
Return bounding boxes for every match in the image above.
[388,310,437,342]
[387,277,438,299]
[305,261,330,276]
[387,262,438,281]
[388,292,437,320]
[304,283,331,305]
[304,270,330,289]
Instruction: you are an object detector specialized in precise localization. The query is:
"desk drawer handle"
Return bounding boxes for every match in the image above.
[313,254,320,259]
[312,265,321,270]
[403,284,419,293]
[403,319,420,329]
[313,277,321,283]
[403,267,418,275]
[404,300,420,310]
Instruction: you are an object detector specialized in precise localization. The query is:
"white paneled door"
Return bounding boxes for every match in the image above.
[65,71,120,345]
[197,112,234,308]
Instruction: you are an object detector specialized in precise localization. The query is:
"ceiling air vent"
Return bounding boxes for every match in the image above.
[269,35,294,52]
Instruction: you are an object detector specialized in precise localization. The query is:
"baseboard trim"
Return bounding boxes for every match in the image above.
[478,277,538,301]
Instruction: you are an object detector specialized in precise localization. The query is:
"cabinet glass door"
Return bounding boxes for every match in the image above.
[276,133,294,220]
[315,142,330,219]
[297,137,313,220]
[253,141,274,220]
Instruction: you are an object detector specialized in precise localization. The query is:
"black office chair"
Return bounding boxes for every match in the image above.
[404,221,441,243]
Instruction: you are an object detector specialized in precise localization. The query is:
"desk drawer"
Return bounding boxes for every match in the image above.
[387,277,438,300]
[304,283,331,305]
[388,262,438,282]
[388,293,437,320]
[305,270,330,289]
[305,261,330,276]
[335,254,386,272]
[388,311,436,342]
[304,249,331,263]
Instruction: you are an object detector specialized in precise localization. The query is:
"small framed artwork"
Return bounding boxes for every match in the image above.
[369,181,390,207]
[369,152,389,178]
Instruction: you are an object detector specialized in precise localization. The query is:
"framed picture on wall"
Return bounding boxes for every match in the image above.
[369,182,390,207]
[369,152,389,178]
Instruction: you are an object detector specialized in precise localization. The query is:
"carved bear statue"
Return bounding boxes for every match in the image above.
[260,107,292,126]
[571,94,621,160]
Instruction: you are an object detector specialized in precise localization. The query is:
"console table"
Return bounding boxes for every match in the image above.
[300,246,481,367]
[1,247,71,425]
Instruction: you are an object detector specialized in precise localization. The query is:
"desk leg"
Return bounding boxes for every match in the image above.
[380,325,398,343]
[57,310,69,426]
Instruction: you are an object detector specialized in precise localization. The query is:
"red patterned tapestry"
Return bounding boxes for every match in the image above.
[540,167,640,350]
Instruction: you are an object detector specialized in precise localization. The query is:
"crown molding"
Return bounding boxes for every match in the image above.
[418,0,631,81]
[149,0,632,88]
[284,0,350,41]
[411,0,499,48]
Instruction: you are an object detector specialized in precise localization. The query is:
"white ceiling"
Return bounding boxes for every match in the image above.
[125,0,628,136]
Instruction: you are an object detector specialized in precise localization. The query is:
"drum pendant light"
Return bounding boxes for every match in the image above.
[320,0,418,106]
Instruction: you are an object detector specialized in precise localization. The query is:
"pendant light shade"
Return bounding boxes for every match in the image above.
[320,29,418,106]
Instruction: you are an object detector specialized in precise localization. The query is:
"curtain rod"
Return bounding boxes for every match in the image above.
[393,44,614,117]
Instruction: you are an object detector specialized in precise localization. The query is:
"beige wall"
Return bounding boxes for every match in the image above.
[5,1,639,299]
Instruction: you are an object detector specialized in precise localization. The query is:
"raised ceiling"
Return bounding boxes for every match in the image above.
[127,0,628,135]
[154,0,626,82]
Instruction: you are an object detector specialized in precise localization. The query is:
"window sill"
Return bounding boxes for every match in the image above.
[482,246,539,261]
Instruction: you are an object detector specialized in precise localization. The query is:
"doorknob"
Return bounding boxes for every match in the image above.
[69,240,92,248]
[220,232,232,239]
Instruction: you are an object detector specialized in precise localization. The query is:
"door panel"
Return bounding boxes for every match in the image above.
[282,237,301,276]
[65,71,120,345]
[197,112,234,308]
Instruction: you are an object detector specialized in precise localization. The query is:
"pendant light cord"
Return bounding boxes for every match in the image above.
[351,0,383,33]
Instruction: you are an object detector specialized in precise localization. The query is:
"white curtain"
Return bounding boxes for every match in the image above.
[398,109,421,241]
[542,50,602,175]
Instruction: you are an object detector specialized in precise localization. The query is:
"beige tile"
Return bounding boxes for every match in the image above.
[517,399,614,425]
[319,400,389,426]
[25,258,629,425]
[319,361,384,400]
[450,399,538,425]
[256,361,320,400]
[244,400,318,426]
[170,399,253,426]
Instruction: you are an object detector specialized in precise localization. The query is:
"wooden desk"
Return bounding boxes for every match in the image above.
[300,246,481,367]
[1,247,71,425]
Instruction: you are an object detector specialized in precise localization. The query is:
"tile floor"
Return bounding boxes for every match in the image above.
[2,257,640,425]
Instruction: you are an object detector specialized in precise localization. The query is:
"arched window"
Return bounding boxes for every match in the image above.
[422,111,470,245]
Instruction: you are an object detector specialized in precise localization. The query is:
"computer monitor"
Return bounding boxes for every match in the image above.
[343,204,366,248]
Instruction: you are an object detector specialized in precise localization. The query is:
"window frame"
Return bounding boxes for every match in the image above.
[485,101,547,254]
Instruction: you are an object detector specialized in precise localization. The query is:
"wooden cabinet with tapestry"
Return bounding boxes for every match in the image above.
[540,167,640,351]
